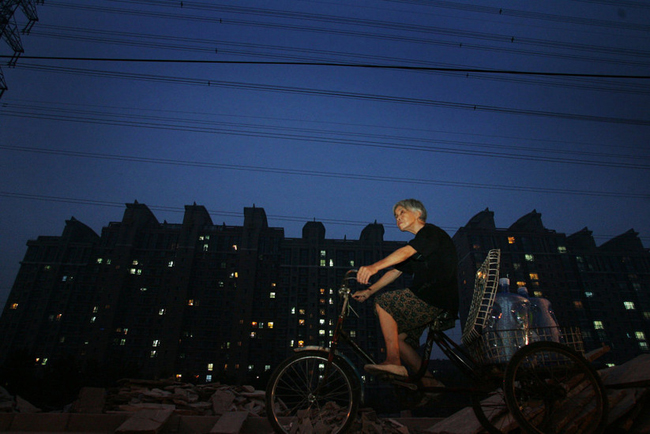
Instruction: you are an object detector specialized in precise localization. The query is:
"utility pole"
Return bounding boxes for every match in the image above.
[0,0,42,99]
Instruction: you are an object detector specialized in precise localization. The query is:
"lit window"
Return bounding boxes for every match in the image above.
[248,365,254,371]
[90,316,96,323]
[207,363,214,371]
[298,340,304,347]
[188,299,195,306]
[152,340,160,347]
[320,250,326,258]
[250,332,256,338]
[320,259,326,267]
[268,322,274,329]
[159,309,166,315]
[150,351,157,358]
[594,321,604,330]
[120,339,126,346]
[585,292,594,298]
[350,331,356,338]
[516,281,526,288]
[97,258,103,264]
[259,322,264,329]
[203,244,209,252]
[329,259,334,267]
[640,342,648,350]
[525,254,534,262]
[291,307,296,314]
[10,303,18,310]
[319,319,325,325]
[299,309,306,315]
[508,237,515,244]
[558,246,567,253]
[232,244,238,251]
[140,287,148,292]
[574,301,583,309]
[299,319,305,326]
[624,301,635,310]
[251,321,258,327]
[168,261,174,268]
[320,288,326,294]
[265,365,271,371]
[270,292,276,299]
[319,329,326,336]
[635,331,646,340]
[529,273,539,281]
[206,374,212,382]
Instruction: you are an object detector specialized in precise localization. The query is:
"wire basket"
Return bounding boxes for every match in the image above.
[469,326,585,366]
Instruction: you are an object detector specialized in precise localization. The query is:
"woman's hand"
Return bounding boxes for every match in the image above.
[356,265,378,285]
[352,289,372,302]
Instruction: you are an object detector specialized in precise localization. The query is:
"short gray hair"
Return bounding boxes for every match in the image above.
[393,199,427,222]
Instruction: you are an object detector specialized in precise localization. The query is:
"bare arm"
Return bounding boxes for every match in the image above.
[352,244,417,302]
[356,245,417,284]
[352,268,402,302]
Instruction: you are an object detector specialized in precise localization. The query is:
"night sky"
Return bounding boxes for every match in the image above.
[1,0,649,313]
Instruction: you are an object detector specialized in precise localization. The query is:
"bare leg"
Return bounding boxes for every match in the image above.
[397,333,422,371]
[376,304,401,365]
[398,333,442,387]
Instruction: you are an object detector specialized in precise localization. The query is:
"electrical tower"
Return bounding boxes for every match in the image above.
[1,0,42,99]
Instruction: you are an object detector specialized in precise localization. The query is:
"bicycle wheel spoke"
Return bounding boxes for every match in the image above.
[505,342,607,434]
[267,351,360,434]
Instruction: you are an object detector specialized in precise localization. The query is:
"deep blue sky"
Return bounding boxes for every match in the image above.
[1,0,649,312]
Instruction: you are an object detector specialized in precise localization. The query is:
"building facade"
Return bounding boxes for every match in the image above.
[453,208,650,366]
[0,202,406,388]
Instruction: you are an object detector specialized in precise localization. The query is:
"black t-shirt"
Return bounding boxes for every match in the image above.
[394,223,459,317]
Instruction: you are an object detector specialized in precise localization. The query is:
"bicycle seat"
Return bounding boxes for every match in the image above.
[428,310,456,332]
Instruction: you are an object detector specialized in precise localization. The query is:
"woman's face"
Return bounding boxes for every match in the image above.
[394,206,421,233]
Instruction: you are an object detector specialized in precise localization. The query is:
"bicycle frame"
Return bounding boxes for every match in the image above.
[319,270,490,394]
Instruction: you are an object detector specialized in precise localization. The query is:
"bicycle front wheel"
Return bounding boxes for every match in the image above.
[266,350,361,434]
[504,341,608,434]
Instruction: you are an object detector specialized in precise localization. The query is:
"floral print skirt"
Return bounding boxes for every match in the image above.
[375,288,443,349]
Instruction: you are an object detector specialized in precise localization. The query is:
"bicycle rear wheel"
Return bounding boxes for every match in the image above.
[266,350,361,434]
[472,385,518,434]
[504,341,608,434]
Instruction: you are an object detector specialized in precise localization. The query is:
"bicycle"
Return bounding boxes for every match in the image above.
[265,249,609,433]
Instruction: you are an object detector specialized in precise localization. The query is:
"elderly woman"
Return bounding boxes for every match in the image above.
[352,199,458,387]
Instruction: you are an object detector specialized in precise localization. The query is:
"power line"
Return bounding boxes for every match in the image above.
[12,63,650,127]
[4,55,650,80]
[45,1,650,68]
[2,100,649,169]
[1,145,648,199]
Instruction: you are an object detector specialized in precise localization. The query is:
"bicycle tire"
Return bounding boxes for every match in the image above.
[266,350,362,434]
[504,341,608,434]
[471,385,517,434]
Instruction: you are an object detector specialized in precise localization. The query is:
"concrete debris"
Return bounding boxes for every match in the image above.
[0,388,42,414]
[103,379,267,417]
[426,354,650,434]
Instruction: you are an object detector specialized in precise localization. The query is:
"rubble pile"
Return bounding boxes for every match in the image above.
[428,354,650,434]
[0,386,41,414]
[103,379,267,417]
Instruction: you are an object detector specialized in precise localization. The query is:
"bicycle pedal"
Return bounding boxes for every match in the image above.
[391,378,418,391]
